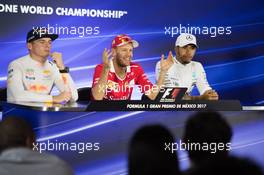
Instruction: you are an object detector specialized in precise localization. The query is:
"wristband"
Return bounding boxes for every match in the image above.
[59,67,69,73]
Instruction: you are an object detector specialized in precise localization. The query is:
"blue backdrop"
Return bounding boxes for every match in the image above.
[1,0,264,105]
[1,1,264,174]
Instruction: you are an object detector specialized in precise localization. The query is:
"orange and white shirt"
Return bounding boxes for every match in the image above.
[7,55,78,102]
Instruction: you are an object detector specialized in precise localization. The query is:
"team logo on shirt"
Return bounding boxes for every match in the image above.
[25,76,36,80]
[42,70,52,80]
[25,69,34,76]
[25,69,36,80]
[28,84,48,92]
[43,70,51,74]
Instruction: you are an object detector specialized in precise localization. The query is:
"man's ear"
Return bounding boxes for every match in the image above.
[27,43,32,51]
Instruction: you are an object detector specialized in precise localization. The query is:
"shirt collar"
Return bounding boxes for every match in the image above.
[0,147,32,160]
[27,54,48,67]
[174,56,192,66]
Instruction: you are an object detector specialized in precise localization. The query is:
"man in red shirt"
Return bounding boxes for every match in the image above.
[91,34,173,100]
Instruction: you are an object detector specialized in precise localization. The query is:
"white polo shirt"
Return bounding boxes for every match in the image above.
[7,55,78,102]
[155,57,211,95]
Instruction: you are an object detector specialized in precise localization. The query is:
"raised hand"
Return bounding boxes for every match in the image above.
[50,52,65,70]
[102,48,112,70]
[160,51,174,72]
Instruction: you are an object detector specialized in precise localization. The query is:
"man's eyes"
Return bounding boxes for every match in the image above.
[183,46,195,50]
[38,41,51,44]
[121,49,132,52]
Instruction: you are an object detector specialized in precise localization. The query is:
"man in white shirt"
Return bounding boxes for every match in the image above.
[156,33,218,100]
[7,28,78,103]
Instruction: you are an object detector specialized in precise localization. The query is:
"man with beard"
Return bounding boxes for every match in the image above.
[155,33,218,100]
[92,34,173,100]
[7,28,78,103]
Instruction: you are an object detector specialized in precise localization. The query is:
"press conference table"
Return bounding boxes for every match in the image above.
[2,100,242,112]
[0,100,241,134]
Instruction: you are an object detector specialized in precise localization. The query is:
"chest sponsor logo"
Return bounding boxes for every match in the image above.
[42,70,52,80]
[25,69,34,76]
[28,84,48,92]
[25,75,36,80]
[25,68,36,80]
